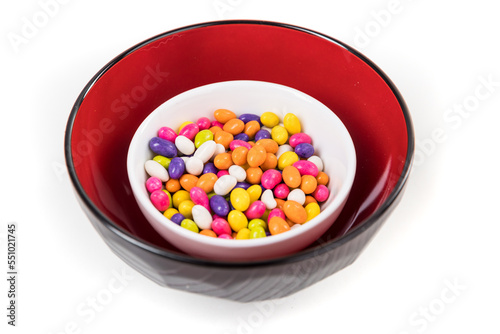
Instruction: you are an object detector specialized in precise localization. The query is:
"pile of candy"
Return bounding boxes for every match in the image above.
[143,109,330,239]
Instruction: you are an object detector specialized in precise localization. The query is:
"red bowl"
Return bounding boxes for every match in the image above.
[65,20,414,301]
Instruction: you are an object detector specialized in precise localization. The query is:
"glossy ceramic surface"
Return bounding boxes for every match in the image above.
[65,20,414,301]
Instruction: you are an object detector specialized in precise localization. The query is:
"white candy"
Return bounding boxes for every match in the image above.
[191,205,212,230]
[194,140,216,163]
[276,144,293,159]
[144,160,169,182]
[288,189,306,205]
[211,143,226,160]
[175,135,195,155]
[228,165,246,182]
[308,155,324,171]
[180,156,189,164]
[261,126,273,133]
[261,189,277,210]
[290,224,301,230]
[213,175,237,196]
[185,157,204,176]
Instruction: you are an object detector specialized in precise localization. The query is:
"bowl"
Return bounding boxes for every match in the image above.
[127,80,357,262]
[65,20,414,302]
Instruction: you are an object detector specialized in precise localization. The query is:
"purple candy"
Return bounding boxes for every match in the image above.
[239,113,262,125]
[168,157,185,179]
[234,182,251,190]
[149,137,177,158]
[202,162,218,175]
[294,143,315,159]
[170,213,185,225]
[254,129,271,141]
[234,133,250,142]
[209,195,230,217]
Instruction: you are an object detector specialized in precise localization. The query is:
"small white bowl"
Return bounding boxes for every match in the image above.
[127,80,356,262]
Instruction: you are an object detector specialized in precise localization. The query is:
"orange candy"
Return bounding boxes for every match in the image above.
[268,217,291,235]
[283,200,307,224]
[256,139,279,154]
[247,145,267,167]
[244,120,261,139]
[304,195,317,206]
[223,119,245,135]
[179,174,199,191]
[214,131,234,149]
[300,175,318,194]
[231,146,249,166]
[196,173,218,193]
[282,166,301,188]
[200,229,217,237]
[260,153,277,171]
[165,179,181,193]
[214,109,236,124]
[209,126,222,134]
[316,171,329,186]
[214,152,233,170]
[246,167,263,184]
[275,198,285,210]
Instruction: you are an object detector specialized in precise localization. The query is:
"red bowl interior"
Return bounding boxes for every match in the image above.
[67,21,411,256]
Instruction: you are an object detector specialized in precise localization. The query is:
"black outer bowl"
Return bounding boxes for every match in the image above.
[65,20,414,302]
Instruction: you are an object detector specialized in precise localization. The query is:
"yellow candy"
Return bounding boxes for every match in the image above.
[247,185,262,203]
[305,202,321,222]
[163,208,179,219]
[283,113,301,135]
[228,210,248,232]
[178,121,194,132]
[271,125,288,145]
[248,219,267,231]
[172,190,190,208]
[260,112,280,128]
[235,228,251,239]
[278,151,299,170]
[178,200,195,219]
[230,188,251,212]
[180,219,199,233]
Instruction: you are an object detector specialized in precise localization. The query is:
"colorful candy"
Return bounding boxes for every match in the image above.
[144,109,333,240]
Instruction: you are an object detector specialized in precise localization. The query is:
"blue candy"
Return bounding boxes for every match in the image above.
[202,162,218,175]
[168,157,185,179]
[239,113,262,124]
[234,133,250,142]
[149,137,177,158]
[294,143,315,159]
[234,182,251,190]
[254,129,271,141]
[170,213,185,225]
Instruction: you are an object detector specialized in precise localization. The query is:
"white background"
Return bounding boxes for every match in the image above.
[2,0,499,333]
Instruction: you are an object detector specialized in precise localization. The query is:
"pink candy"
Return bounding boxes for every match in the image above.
[273,183,290,199]
[229,140,252,151]
[289,133,312,148]
[146,177,162,193]
[178,123,199,141]
[218,233,233,239]
[212,217,232,236]
[190,187,209,210]
[245,201,266,219]
[217,170,229,178]
[293,160,319,177]
[196,117,211,130]
[158,126,177,142]
[150,190,170,211]
[268,208,286,221]
[261,169,282,189]
[211,120,224,128]
[313,185,329,202]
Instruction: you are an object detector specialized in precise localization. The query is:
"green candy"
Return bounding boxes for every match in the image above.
[153,155,171,168]
[249,226,266,239]
[180,219,199,233]
[194,130,214,148]
[248,219,267,231]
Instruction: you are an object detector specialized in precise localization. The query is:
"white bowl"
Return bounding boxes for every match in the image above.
[127,80,356,262]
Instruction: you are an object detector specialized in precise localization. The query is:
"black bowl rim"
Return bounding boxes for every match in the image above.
[64,19,414,268]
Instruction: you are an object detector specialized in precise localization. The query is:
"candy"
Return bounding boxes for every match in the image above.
[191,205,213,230]
[200,229,217,237]
[274,183,290,199]
[268,208,286,221]
[235,228,251,239]
[243,120,261,138]
[213,143,226,158]
[178,123,199,141]
[260,112,280,128]
[293,160,319,177]
[223,118,245,135]
[234,182,251,190]
[172,190,190,208]
[271,125,288,145]
[288,188,306,205]
[254,129,271,141]
[214,131,233,149]
[276,144,293,159]
[305,202,321,222]
[179,174,199,191]
[145,160,169,182]
[239,113,261,124]
[213,174,237,196]
[261,189,277,210]
[247,184,262,203]
[218,234,233,239]
[283,113,301,135]
[289,133,312,148]
[249,226,266,239]
[170,213,184,225]
[146,176,163,193]
[214,109,237,123]
[228,210,248,232]
[313,185,329,202]
[300,175,318,194]
[196,173,218,193]
[178,200,195,219]
[278,151,299,170]
[228,165,247,182]
[247,145,267,167]
[196,117,211,131]
[193,140,216,163]
[234,133,249,141]
[230,188,251,212]
[294,143,314,159]
[150,190,170,211]
[181,219,199,233]
[214,152,233,170]
[246,167,263,184]
[231,146,249,166]
[202,162,218,175]
[185,157,204,176]
[316,171,329,186]
[175,136,195,155]
[282,165,301,188]
[281,200,307,225]
[245,201,266,219]
[269,217,291,235]
[307,155,324,171]
[261,169,282,189]
[153,155,171,168]
[149,137,177,158]
[168,157,185,179]
[229,139,252,151]
[256,139,279,154]
[260,153,278,171]
[211,217,232,236]
[158,127,178,142]
[190,187,209,210]
[210,195,230,216]
[248,218,267,231]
